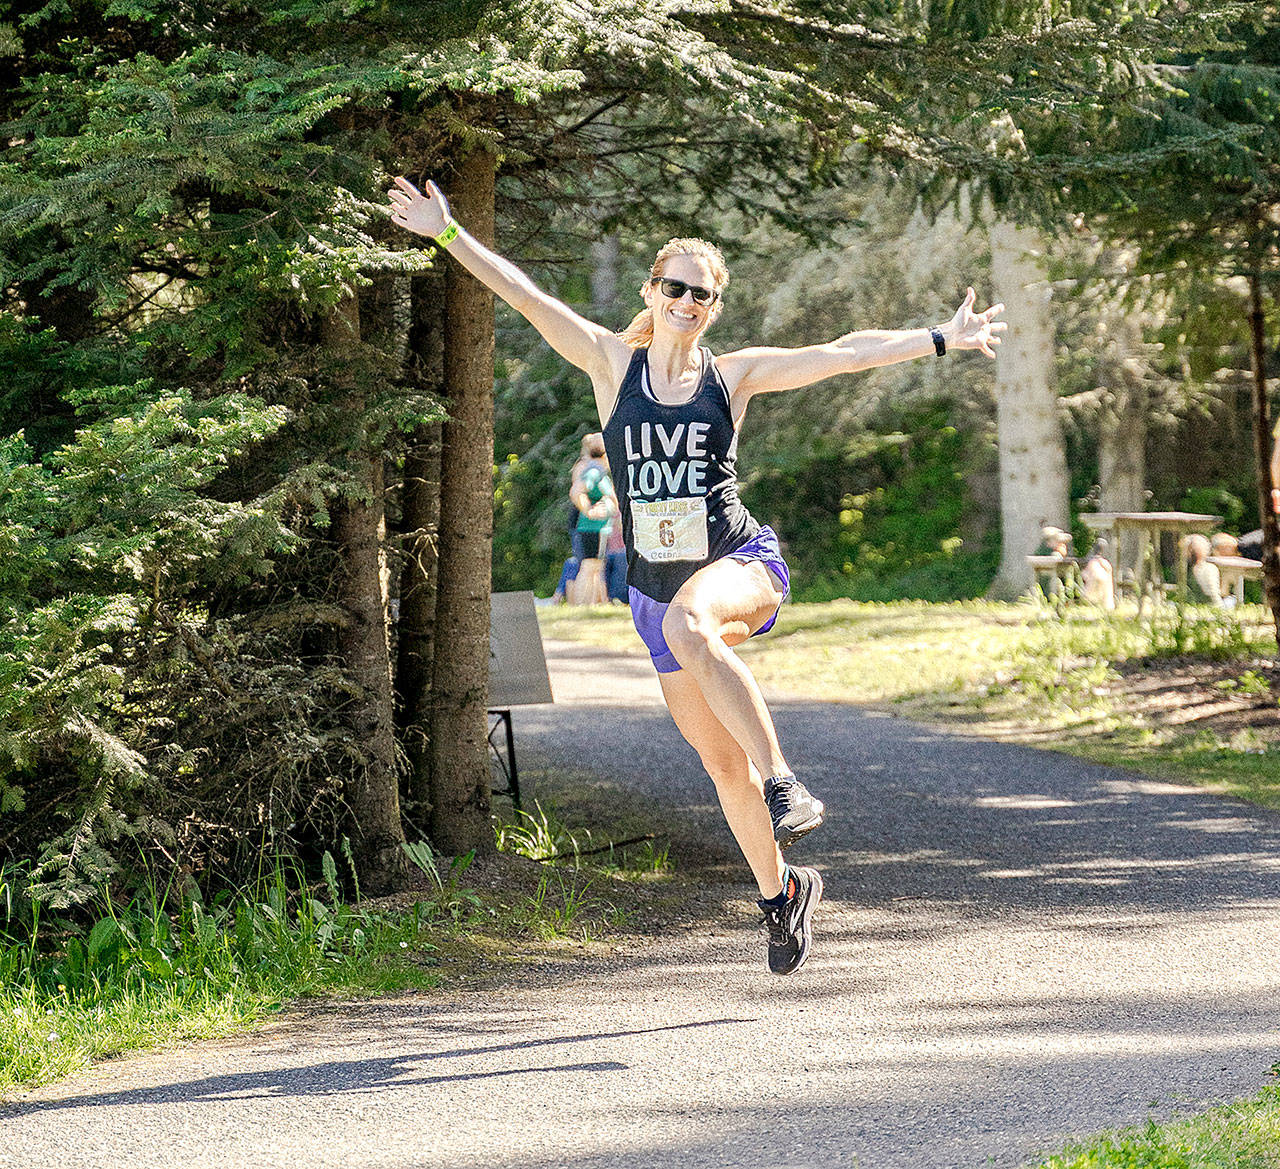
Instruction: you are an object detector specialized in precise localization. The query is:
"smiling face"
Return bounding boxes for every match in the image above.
[643,254,723,342]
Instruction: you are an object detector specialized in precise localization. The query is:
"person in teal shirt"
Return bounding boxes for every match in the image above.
[574,461,616,559]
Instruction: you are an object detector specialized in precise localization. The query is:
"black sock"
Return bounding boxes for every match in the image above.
[760,867,791,908]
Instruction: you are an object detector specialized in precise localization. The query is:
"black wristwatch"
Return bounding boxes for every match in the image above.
[929,327,946,357]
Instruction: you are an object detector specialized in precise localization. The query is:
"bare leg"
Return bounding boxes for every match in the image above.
[660,558,789,780]
[658,669,784,899]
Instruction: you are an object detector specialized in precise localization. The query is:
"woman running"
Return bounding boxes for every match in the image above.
[389,177,1005,974]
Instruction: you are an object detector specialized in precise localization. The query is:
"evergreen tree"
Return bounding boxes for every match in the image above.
[0,0,473,894]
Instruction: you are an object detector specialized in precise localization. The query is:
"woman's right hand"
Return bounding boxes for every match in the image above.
[388,177,452,239]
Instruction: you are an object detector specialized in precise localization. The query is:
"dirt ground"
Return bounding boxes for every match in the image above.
[1107,655,1280,741]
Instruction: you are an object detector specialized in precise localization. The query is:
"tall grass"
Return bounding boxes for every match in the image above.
[0,848,459,1092]
[1,809,671,1094]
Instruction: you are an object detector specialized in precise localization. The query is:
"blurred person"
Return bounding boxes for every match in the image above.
[552,433,610,602]
[1033,524,1074,599]
[390,175,1005,975]
[1035,525,1072,559]
[1080,539,1115,609]
[568,453,617,603]
[1235,529,1264,563]
[1272,417,1280,520]
[1182,533,1223,605]
[604,513,628,603]
[1210,532,1248,603]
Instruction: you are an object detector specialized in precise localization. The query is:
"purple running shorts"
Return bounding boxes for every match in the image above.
[628,526,791,674]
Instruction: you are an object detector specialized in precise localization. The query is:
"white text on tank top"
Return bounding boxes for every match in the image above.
[624,420,713,561]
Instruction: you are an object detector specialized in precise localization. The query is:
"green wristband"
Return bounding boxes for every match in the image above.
[434,220,459,247]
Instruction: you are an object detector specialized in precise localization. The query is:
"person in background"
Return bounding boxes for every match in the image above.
[1183,533,1224,605]
[1210,532,1249,603]
[604,501,628,603]
[1034,524,1074,599]
[1036,525,1072,559]
[1236,529,1264,562]
[1080,538,1116,609]
[552,433,610,603]
[570,438,617,562]
[1271,417,1280,521]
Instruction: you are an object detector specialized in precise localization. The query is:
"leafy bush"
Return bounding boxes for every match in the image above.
[740,404,996,602]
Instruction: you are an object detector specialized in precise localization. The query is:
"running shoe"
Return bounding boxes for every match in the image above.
[758,866,823,975]
[764,775,825,849]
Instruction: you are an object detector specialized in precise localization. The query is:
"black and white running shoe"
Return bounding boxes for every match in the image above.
[758,866,823,975]
[764,775,825,849]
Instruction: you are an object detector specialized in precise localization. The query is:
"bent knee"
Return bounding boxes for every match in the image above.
[661,603,718,665]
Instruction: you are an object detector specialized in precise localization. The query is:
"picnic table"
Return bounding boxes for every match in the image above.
[1026,554,1081,599]
[1209,554,1263,604]
[1079,511,1222,606]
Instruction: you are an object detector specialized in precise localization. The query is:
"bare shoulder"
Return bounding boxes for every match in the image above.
[711,347,764,422]
[598,331,635,380]
[712,346,755,392]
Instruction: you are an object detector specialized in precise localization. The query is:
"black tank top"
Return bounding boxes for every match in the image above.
[602,346,759,603]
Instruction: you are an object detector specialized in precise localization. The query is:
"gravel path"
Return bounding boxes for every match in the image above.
[4,637,1280,1169]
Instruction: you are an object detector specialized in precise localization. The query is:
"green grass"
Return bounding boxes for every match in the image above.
[0,858,448,1092]
[495,798,671,878]
[0,814,666,1094]
[1068,731,1280,811]
[541,599,1280,809]
[1027,1086,1280,1167]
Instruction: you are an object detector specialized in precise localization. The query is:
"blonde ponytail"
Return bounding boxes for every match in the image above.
[616,237,729,349]
[618,307,656,349]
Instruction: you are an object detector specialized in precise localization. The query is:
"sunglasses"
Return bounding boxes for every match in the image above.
[650,277,719,305]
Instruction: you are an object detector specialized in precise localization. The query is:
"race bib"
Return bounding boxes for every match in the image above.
[631,497,709,562]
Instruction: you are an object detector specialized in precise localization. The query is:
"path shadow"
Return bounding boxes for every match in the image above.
[0,1019,746,1117]
[515,695,1280,922]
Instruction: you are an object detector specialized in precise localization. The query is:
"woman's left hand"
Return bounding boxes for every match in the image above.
[945,288,1006,357]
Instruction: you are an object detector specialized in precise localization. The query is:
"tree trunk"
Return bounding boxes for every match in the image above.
[322,297,406,893]
[590,233,621,322]
[429,143,497,857]
[986,219,1070,599]
[1098,372,1147,515]
[1097,323,1149,576]
[1247,275,1280,644]
[397,268,446,822]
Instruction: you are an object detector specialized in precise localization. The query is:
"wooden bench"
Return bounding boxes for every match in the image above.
[488,591,553,808]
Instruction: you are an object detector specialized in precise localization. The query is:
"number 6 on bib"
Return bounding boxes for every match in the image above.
[632,497,709,562]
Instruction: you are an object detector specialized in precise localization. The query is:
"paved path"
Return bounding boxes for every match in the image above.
[5,638,1280,1169]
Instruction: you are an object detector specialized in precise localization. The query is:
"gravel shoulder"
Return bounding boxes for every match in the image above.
[4,637,1280,1169]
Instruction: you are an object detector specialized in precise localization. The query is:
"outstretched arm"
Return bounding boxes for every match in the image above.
[388,178,627,386]
[719,288,1006,404]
